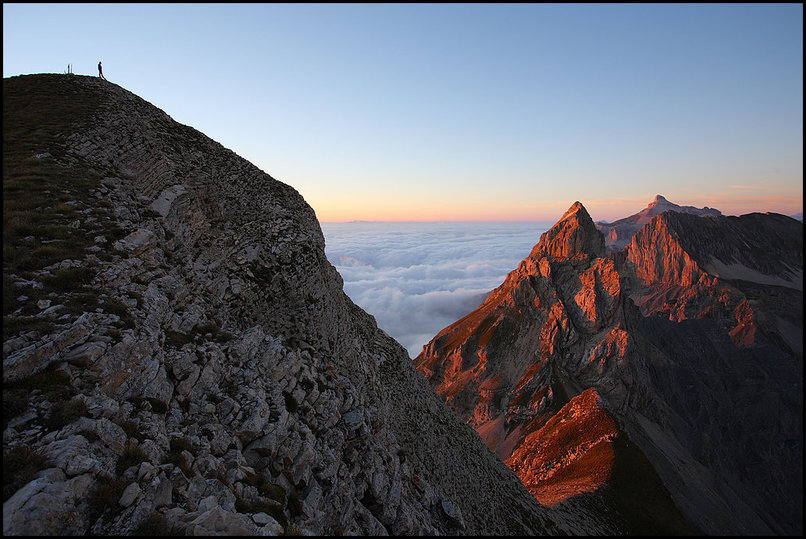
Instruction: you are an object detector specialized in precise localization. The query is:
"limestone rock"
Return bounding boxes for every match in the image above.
[595,194,723,252]
[112,228,157,254]
[530,201,605,260]
[2,74,563,536]
[416,200,803,535]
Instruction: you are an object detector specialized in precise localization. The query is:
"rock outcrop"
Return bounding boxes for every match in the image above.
[596,194,722,251]
[529,202,605,260]
[416,200,803,535]
[3,74,564,535]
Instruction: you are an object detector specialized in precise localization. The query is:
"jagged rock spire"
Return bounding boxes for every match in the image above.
[529,201,605,260]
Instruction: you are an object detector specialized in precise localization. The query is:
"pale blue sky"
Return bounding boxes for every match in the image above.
[4,3,803,221]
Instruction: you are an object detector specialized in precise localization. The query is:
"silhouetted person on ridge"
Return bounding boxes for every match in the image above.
[98,61,106,80]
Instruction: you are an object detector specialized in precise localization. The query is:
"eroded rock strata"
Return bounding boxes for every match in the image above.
[416,200,803,535]
[3,74,564,535]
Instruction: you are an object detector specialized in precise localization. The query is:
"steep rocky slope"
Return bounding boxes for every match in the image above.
[596,194,722,251]
[3,74,564,535]
[416,201,803,535]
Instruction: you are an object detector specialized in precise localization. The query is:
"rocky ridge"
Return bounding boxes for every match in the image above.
[596,194,722,251]
[3,74,564,535]
[416,200,803,535]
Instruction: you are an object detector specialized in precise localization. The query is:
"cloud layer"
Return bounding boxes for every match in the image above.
[322,222,550,358]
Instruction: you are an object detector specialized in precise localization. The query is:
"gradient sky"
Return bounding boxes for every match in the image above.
[3,3,803,222]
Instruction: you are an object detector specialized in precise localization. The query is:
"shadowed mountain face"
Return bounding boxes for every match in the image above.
[416,200,803,535]
[3,74,565,536]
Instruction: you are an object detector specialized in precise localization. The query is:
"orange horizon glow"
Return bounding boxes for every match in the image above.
[313,193,803,224]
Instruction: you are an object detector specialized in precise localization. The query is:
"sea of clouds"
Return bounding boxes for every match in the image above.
[321,221,551,358]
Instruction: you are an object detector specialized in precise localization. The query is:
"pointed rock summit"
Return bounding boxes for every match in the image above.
[529,202,605,260]
[416,193,803,535]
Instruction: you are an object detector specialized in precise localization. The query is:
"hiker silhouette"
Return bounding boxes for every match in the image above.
[98,61,106,80]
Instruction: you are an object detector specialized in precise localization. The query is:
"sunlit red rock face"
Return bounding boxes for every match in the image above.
[416,200,803,535]
[626,210,803,350]
[505,388,618,507]
[595,194,722,252]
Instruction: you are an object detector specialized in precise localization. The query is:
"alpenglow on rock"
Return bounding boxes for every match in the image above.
[529,202,605,260]
[416,200,803,535]
[2,74,566,536]
[595,194,723,251]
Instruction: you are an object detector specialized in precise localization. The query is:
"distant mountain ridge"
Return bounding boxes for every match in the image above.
[596,195,722,251]
[416,199,803,534]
